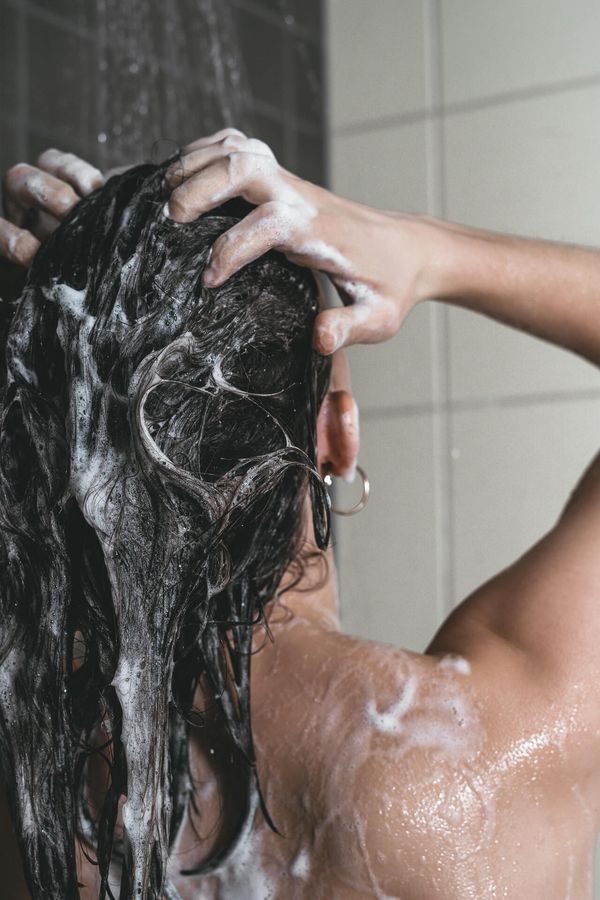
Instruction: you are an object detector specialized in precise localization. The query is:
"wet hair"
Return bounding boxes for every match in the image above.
[0,160,331,899]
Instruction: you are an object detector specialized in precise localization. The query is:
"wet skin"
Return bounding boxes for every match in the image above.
[4,512,600,899]
[164,480,600,900]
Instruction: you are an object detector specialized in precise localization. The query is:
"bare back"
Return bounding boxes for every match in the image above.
[168,606,600,899]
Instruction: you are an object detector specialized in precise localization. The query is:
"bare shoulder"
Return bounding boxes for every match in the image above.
[252,606,600,894]
[423,460,600,809]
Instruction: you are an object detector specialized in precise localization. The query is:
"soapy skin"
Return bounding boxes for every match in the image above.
[160,516,600,900]
[3,136,600,898]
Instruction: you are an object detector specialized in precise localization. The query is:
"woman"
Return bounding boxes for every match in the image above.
[2,131,600,899]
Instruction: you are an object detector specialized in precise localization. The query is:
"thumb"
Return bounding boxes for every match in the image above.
[313,306,366,355]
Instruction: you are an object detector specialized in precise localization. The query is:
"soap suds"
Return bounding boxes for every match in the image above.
[289,847,311,880]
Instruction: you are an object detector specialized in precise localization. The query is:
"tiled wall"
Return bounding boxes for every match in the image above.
[326,0,600,656]
[328,6,600,882]
[0,0,325,190]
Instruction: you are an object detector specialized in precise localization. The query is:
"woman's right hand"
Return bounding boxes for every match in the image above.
[0,149,104,269]
[164,128,441,355]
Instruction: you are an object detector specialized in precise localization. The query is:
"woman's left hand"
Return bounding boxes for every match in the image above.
[0,148,104,269]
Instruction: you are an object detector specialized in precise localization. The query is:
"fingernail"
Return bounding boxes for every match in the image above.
[162,200,172,219]
[314,326,340,356]
[203,264,218,286]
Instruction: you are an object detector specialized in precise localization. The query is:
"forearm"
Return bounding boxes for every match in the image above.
[422,218,600,365]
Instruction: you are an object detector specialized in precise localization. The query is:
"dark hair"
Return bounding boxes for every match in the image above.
[0,160,331,899]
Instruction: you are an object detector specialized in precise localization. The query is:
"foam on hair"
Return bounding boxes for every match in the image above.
[0,160,330,899]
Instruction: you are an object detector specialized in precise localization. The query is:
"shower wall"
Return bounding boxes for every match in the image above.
[0,0,325,190]
[326,0,600,652]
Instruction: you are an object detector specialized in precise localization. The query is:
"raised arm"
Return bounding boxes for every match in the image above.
[425,219,600,366]
[166,129,600,703]
[164,129,600,367]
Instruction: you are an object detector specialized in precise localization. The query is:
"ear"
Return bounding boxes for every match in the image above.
[316,350,359,482]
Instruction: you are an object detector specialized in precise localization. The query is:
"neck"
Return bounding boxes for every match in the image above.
[267,544,340,633]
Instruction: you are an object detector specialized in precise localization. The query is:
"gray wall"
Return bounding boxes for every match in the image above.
[0,0,325,186]
[327,0,600,654]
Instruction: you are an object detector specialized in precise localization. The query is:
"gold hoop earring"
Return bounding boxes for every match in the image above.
[324,465,370,516]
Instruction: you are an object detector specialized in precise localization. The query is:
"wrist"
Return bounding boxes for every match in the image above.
[409,215,463,303]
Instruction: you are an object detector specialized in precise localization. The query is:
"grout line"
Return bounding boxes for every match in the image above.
[322,0,332,192]
[358,386,600,423]
[424,0,455,623]
[244,94,322,138]
[332,70,600,138]
[323,0,345,614]
[282,14,297,172]
[424,0,445,625]
[0,110,18,131]
[4,0,91,39]
[232,0,321,45]
[15,0,27,160]
[24,107,320,157]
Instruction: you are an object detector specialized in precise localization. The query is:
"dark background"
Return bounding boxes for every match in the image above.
[0,0,325,188]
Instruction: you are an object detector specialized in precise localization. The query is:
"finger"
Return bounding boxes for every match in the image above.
[36,148,104,196]
[3,163,80,225]
[0,217,41,267]
[313,304,388,355]
[202,201,299,286]
[165,136,247,188]
[30,208,61,242]
[165,136,273,188]
[167,151,280,223]
[182,128,247,154]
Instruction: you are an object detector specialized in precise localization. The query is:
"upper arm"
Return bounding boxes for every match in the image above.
[430,447,600,697]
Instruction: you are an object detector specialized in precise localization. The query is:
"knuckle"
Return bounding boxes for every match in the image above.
[223,127,246,139]
[221,134,243,149]
[36,147,60,166]
[57,186,77,208]
[4,162,29,188]
[166,159,186,185]
[60,155,81,173]
[260,200,290,234]
[263,199,287,217]
[225,150,246,179]
[247,138,274,159]
[384,298,403,331]
[168,189,192,218]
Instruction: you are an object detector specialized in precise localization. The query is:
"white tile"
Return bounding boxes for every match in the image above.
[330,120,429,211]
[444,85,600,401]
[347,302,434,409]
[444,84,600,244]
[441,0,600,106]
[327,0,427,129]
[327,121,434,409]
[448,306,599,401]
[450,399,600,603]
[335,412,441,653]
